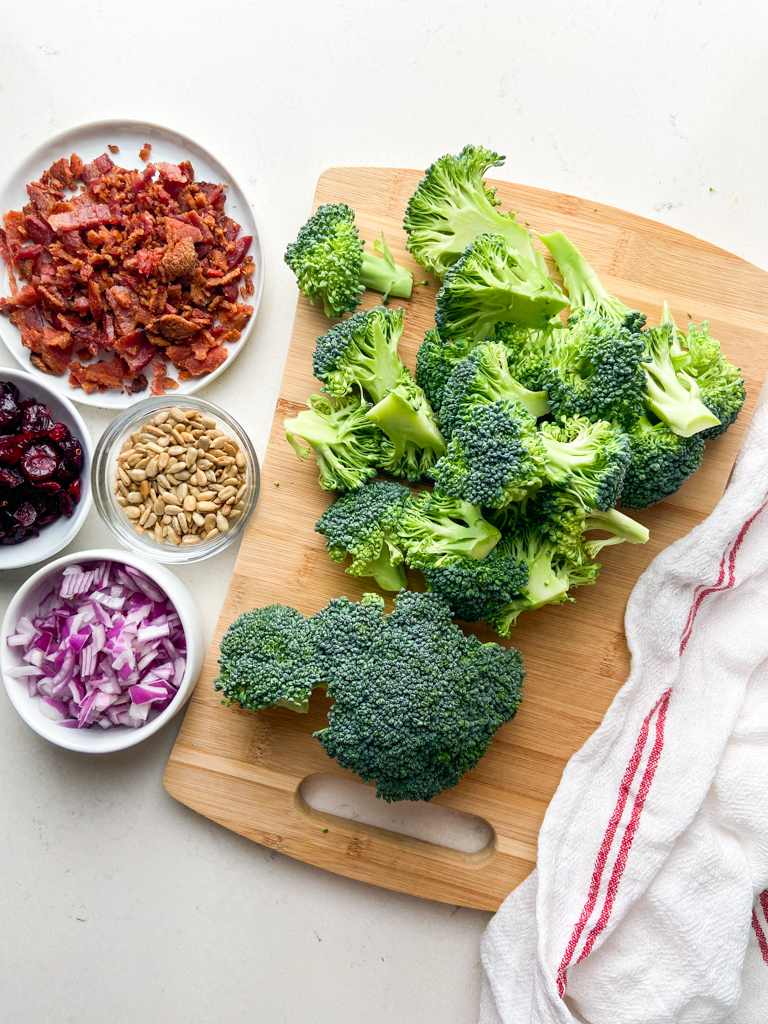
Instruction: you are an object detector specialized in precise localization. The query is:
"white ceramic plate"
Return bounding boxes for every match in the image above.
[0,119,264,409]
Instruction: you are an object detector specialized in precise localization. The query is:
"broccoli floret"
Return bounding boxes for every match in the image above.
[314,481,411,592]
[544,308,647,430]
[493,320,562,391]
[538,415,632,511]
[671,312,746,439]
[432,399,629,511]
[313,306,407,402]
[639,319,721,437]
[415,329,476,412]
[214,605,324,714]
[435,233,568,343]
[531,486,649,562]
[403,144,543,278]
[284,392,383,492]
[397,490,501,569]
[285,203,413,317]
[620,413,705,510]
[430,400,547,508]
[421,536,529,623]
[312,590,525,802]
[313,307,446,479]
[439,341,549,436]
[538,229,646,331]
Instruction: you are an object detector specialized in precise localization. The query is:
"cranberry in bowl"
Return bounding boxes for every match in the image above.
[0,367,92,569]
[0,549,204,752]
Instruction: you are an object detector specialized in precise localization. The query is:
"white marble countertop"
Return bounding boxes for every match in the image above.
[2,2,768,1021]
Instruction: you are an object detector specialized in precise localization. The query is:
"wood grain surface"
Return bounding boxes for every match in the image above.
[164,167,768,911]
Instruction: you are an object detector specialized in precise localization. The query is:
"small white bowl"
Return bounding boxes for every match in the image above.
[0,367,93,570]
[0,548,204,753]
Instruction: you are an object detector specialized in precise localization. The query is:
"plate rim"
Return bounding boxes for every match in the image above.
[0,117,265,409]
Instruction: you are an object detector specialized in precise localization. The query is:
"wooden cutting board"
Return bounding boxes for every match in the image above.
[164,167,768,911]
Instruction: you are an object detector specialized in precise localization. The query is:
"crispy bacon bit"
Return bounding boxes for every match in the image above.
[139,143,152,162]
[108,145,120,154]
[0,152,254,393]
[160,236,197,280]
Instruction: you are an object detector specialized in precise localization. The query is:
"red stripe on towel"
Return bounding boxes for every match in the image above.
[556,689,671,997]
[752,907,768,966]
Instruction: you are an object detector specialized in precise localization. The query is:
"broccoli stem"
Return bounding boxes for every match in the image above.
[583,508,650,547]
[366,547,409,592]
[366,389,447,457]
[359,250,413,302]
[523,549,570,607]
[539,433,601,480]
[641,320,721,437]
[538,230,632,324]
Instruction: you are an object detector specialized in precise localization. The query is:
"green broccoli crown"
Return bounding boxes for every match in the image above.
[367,376,447,482]
[284,203,365,318]
[545,308,647,430]
[403,144,541,278]
[214,605,323,713]
[415,329,476,413]
[284,392,383,492]
[538,414,632,511]
[312,590,525,802]
[398,489,502,568]
[492,321,560,391]
[680,321,746,439]
[430,399,547,508]
[639,322,722,437]
[620,413,705,510]
[314,481,412,592]
[435,233,568,343]
[438,341,549,436]
[530,485,648,562]
[421,534,529,623]
[538,230,646,331]
[313,306,407,403]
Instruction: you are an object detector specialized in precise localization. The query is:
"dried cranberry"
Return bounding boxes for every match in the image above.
[22,403,55,438]
[13,502,37,528]
[0,381,20,402]
[0,465,24,488]
[35,481,62,496]
[0,435,29,464]
[20,443,58,481]
[58,491,74,517]
[48,422,69,444]
[54,460,76,484]
[0,389,20,428]
[67,479,81,503]
[18,397,35,411]
[57,435,84,471]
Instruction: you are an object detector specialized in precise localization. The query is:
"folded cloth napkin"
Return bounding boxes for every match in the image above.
[480,395,768,1024]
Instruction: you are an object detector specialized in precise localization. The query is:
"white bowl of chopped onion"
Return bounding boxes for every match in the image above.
[0,548,204,752]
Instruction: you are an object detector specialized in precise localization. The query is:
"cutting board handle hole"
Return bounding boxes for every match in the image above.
[299,774,494,854]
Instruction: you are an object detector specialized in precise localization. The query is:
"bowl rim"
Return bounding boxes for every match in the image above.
[0,365,93,569]
[0,547,203,753]
[0,117,265,409]
[90,394,260,564]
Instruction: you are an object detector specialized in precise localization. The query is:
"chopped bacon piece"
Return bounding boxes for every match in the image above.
[161,237,197,279]
[43,325,72,349]
[151,313,200,340]
[48,200,112,233]
[0,285,38,311]
[70,153,84,179]
[165,217,203,245]
[25,213,55,247]
[183,345,228,376]
[68,354,128,392]
[227,235,253,269]
[108,145,120,155]
[139,143,152,162]
[93,153,115,175]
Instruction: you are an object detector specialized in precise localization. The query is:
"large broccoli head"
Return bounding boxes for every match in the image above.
[314,481,412,592]
[435,233,568,343]
[312,590,525,802]
[284,391,383,492]
[403,144,542,278]
[620,413,705,510]
[214,605,324,713]
[544,309,647,430]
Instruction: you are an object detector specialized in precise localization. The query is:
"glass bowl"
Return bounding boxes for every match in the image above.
[91,396,259,564]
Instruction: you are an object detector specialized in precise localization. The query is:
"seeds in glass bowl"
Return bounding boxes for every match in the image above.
[114,408,247,545]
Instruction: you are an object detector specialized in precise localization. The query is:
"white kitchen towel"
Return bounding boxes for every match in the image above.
[480,395,768,1024]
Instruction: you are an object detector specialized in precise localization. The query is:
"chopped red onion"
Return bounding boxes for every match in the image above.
[5,560,186,729]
